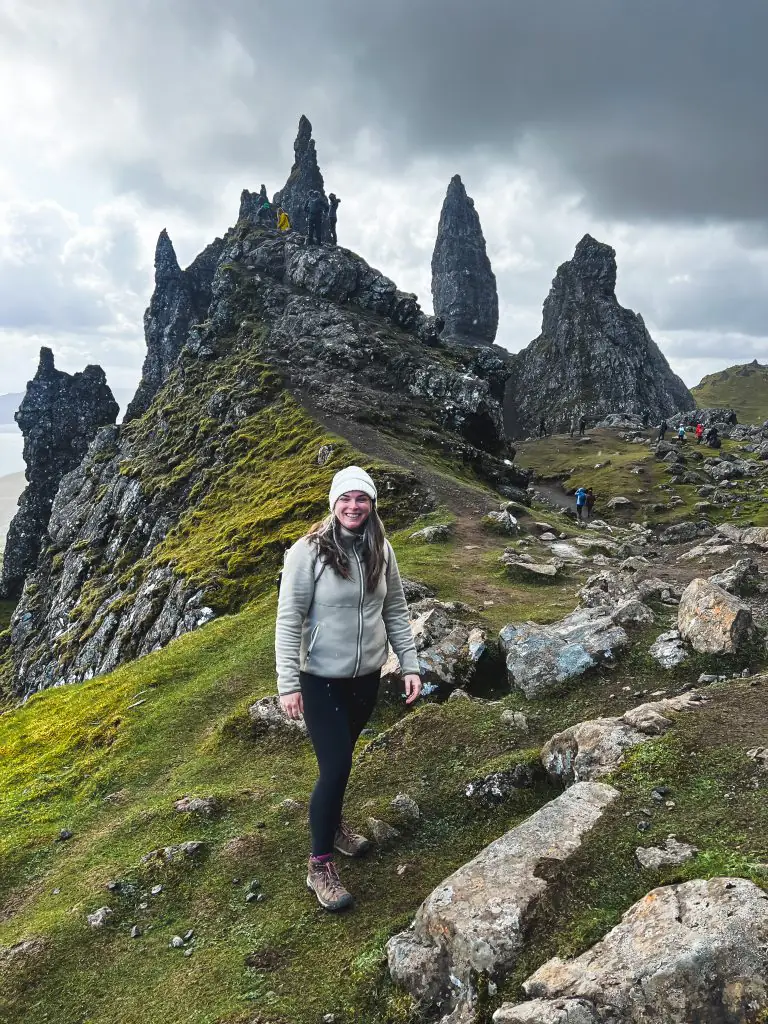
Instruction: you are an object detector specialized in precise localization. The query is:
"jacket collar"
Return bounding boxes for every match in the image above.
[338,524,366,549]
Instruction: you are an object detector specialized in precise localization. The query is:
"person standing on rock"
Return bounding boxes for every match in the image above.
[641,408,650,428]
[677,424,686,443]
[277,207,291,232]
[579,415,587,436]
[658,418,668,441]
[575,486,587,522]
[275,466,422,912]
[305,190,328,246]
[328,193,341,244]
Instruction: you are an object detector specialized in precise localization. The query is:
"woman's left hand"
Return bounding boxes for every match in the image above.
[403,674,422,704]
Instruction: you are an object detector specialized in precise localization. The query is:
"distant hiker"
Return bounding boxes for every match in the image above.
[569,416,576,438]
[677,424,686,443]
[641,408,650,428]
[585,487,595,520]
[658,419,668,441]
[328,193,341,245]
[305,190,328,245]
[575,486,587,522]
[257,198,273,224]
[706,425,721,448]
[275,466,421,912]
[539,417,547,438]
[579,415,587,436]
[695,422,704,444]
[277,207,291,232]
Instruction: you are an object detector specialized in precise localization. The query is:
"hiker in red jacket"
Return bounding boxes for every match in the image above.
[695,422,704,444]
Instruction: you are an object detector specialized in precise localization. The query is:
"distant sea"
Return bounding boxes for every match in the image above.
[0,425,24,478]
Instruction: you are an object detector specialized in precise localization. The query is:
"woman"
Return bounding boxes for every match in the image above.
[275,465,422,911]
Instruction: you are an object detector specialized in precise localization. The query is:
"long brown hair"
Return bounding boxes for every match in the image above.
[307,504,387,591]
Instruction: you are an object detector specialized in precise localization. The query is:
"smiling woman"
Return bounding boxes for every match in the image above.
[275,464,422,912]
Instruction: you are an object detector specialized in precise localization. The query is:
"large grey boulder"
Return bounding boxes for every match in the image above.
[717,522,768,550]
[0,348,118,600]
[499,608,629,698]
[648,629,689,669]
[677,578,752,654]
[493,877,768,1023]
[387,783,618,1017]
[503,234,692,438]
[431,174,498,346]
[540,693,705,785]
[708,558,759,595]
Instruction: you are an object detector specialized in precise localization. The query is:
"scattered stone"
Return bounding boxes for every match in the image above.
[610,597,654,627]
[448,688,473,702]
[366,817,400,846]
[465,763,536,803]
[130,926,141,939]
[708,558,758,595]
[87,907,113,929]
[635,836,699,869]
[649,630,688,669]
[493,878,768,1024]
[659,521,714,544]
[57,829,73,842]
[387,783,619,1012]
[278,798,303,814]
[501,710,529,733]
[391,793,421,825]
[485,510,519,534]
[400,577,436,603]
[501,552,560,578]
[173,795,219,816]
[606,496,632,509]
[677,578,752,654]
[248,696,308,737]
[183,929,195,941]
[747,747,768,769]
[140,841,206,865]
[410,524,452,543]
[170,935,185,949]
[316,443,335,466]
[150,884,163,896]
[0,938,48,970]
[717,523,768,550]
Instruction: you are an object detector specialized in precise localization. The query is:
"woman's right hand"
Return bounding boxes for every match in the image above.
[280,692,304,720]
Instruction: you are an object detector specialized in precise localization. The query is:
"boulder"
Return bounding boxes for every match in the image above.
[501,554,560,579]
[648,630,688,669]
[248,696,308,737]
[410,524,452,543]
[500,609,629,698]
[387,783,619,1013]
[173,795,219,816]
[677,578,752,654]
[464,762,537,803]
[541,693,704,785]
[493,877,768,1024]
[381,601,479,691]
[485,510,519,533]
[708,558,758,595]
[717,523,768,550]
[610,598,654,627]
[87,907,114,929]
[659,521,714,545]
[366,817,400,846]
[635,836,698,870]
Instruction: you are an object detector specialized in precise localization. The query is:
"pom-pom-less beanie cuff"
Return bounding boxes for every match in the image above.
[329,465,377,510]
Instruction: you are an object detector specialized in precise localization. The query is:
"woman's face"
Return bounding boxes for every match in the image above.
[334,490,372,530]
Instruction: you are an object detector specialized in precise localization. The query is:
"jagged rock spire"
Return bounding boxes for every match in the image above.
[273,114,327,235]
[0,348,118,599]
[431,175,498,346]
[503,233,694,437]
[125,229,224,421]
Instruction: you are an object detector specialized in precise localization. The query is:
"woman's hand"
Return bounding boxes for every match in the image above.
[280,692,304,719]
[403,674,422,704]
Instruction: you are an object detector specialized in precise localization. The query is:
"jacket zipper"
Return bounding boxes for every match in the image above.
[352,545,364,676]
[306,623,321,661]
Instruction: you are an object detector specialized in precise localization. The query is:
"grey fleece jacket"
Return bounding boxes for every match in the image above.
[275,528,419,695]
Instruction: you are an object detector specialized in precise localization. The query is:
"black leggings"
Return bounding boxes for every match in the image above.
[300,670,380,857]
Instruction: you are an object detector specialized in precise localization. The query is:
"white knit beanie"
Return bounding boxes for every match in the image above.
[329,465,377,510]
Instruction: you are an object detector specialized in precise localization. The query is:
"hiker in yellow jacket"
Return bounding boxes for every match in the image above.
[277,207,291,232]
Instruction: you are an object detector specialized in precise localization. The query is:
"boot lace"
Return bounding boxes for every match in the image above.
[318,860,345,897]
[338,821,358,841]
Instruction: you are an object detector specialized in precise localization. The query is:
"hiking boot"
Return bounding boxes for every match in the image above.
[334,821,371,858]
[306,857,353,912]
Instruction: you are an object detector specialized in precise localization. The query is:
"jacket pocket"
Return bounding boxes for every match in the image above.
[306,623,321,661]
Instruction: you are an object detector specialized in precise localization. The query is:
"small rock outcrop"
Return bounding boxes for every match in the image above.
[0,348,118,599]
[677,578,752,654]
[431,174,498,346]
[387,783,618,1017]
[272,114,327,236]
[541,693,706,785]
[494,877,768,1023]
[504,234,693,437]
[125,230,224,421]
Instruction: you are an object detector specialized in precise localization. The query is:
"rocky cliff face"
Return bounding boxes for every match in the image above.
[272,114,327,236]
[1,213,526,697]
[431,174,498,346]
[0,348,118,600]
[504,234,693,437]
[124,230,224,421]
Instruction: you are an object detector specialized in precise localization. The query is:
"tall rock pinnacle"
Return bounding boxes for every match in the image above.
[431,175,498,346]
[125,229,223,420]
[273,114,326,235]
[504,234,694,437]
[0,348,118,599]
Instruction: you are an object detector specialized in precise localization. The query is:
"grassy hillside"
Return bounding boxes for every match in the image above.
[2,385,767,1022]
[691,360,768,423]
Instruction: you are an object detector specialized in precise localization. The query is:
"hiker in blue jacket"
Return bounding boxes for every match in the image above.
[575,486,587,523]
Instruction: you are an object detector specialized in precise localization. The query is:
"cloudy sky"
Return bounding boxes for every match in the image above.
[2,0,768,416]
